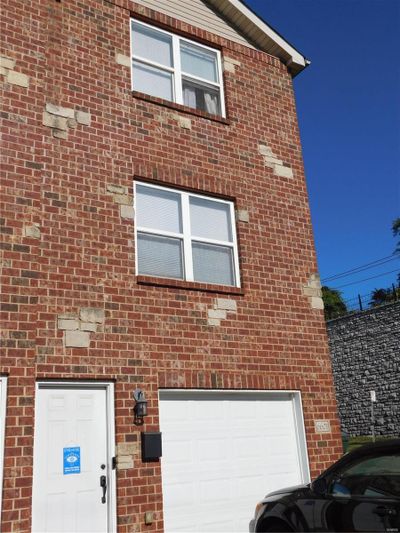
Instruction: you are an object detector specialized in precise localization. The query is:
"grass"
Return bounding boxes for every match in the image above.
[343,435,396,453]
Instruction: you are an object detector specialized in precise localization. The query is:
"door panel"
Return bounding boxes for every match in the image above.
[32,386,111,533]
[313,497,400,531]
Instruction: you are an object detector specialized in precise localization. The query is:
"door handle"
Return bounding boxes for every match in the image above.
[100,475,107,504]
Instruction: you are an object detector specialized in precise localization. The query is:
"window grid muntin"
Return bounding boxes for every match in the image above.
[131,19,226,117]
[134,181,239,286]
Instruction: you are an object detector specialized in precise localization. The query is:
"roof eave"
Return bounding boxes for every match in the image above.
[206,0,309,76]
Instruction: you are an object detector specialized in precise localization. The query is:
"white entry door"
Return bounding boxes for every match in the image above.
[32,383,116,533]
[159,390,310,533]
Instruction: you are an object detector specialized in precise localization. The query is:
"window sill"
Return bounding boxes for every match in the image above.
[136,275,243,295]
[132,91,230,125]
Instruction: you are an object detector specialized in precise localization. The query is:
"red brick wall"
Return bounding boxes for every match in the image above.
[0,0,342,531]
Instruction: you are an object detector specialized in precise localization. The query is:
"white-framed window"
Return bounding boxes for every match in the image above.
[134,182,240,287]
[130,19,226,117]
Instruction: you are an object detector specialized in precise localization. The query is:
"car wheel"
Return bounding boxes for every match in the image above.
[258,520,293,532]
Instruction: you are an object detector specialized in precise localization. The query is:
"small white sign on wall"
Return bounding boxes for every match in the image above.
[314,419,331,434]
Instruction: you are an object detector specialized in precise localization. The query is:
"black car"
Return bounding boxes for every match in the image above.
[250,439,400,532]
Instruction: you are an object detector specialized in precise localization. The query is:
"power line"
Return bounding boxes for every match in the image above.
[322,254,399,283]
[331,269,400,290]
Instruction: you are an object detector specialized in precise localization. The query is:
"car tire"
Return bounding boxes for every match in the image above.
[258,521,293,532]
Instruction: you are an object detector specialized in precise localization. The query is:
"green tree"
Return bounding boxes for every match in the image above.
[370,286,400,307]
[322,286,347,320]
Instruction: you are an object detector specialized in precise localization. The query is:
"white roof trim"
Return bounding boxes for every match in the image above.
[206,0,309,75]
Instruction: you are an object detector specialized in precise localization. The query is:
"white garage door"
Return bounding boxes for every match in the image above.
[159,390,309,533]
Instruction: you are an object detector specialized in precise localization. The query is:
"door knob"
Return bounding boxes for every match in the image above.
[375,506,397,517]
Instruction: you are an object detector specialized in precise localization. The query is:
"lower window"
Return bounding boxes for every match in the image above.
[134,182,240,287]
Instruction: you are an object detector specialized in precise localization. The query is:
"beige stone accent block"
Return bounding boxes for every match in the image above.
[53,129,68,139]
[6,70,29,87]
[46,103,75,119]
[80,322,97,332]
[303,273,323,309]
[236,209,249,223]
[259,143,294,179]
[303,287,322,298]
[274,164,293,179]
[43,111,56,128]
[120,205,134,219]
[311,296,324,310]
[75,110,91,126]
[117,443,138,455]
[0,56,15,70]
[117,456,133,470]
[207,318,221,327]
[58,319,79,331]
[80,307,105,323]
[65,330,90,348]
[113,194,131,205]
[115,53,131,67]
[264,155,283,166]
[304,273,321,290]
[144,512,154,525]
[215,298,237,312]
[173,114,191,129]
[44,113,68,131]
[223,57,241,73]
[309,273,321,287]
[258,144,274,157]
[208,309,227,320]
[67,118,77,129]
[107,183,127,195]
[23,225,41,238]
[0,67,7,76]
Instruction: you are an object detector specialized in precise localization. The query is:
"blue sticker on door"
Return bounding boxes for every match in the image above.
[63,447,81,474]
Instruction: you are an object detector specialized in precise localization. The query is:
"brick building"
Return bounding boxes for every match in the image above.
[0,0,342,531]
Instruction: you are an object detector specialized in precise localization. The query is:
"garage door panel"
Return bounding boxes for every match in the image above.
[159,391,308,533]
[200,518,235,532]
[232,402,258,421]
[162,438,193,464]
[163,481,194,508]
[198,437,228,461]
[199,478,231,503]
[194,400,225,420]
[234,475,266,497]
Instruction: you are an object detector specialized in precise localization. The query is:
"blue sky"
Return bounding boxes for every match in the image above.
[247,0,400,306]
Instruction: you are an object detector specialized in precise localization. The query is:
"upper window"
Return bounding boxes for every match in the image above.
[131,20,226,117]
[134,182,240,287]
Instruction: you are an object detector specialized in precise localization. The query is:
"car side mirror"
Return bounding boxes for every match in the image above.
[311,477,328,496]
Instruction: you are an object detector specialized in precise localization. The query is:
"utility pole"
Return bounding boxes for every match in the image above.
[370,390,376,442]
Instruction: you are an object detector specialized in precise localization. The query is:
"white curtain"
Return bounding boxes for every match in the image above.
[204,93,218,115]
[183,86,196,108]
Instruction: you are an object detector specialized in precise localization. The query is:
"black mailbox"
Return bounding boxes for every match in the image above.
[141,432,162,462]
